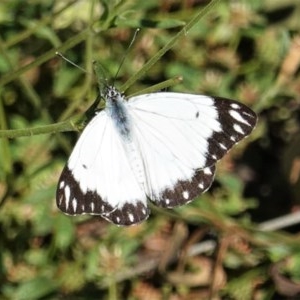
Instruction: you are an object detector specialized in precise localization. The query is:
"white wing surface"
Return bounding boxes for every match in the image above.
[127,92,256,207]
[56,110,150,225]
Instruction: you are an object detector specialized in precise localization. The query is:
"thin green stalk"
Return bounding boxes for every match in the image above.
[108,279,118,300]
[0,93,12,173]
[3,0,78,48]
[57,0,97,122]
[0,36,44,112]
[0,0,220,139]
[0,117,81,139]
[120,0,220,92]
[0,29,89,87]
[129,76,183,97]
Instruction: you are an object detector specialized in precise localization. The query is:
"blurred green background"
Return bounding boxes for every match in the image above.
[1,0,300,299]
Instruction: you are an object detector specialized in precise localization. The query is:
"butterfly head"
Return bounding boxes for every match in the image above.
[104,86,126,107]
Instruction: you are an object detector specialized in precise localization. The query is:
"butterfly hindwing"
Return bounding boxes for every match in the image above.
[56,166,114,215]
[158,165,216,208]
[56,110,150,225]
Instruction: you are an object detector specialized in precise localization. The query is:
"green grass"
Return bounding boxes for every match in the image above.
[1,0,300,299]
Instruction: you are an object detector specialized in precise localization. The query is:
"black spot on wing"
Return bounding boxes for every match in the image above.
[103,202,150,226]
[56,166,150,226]
[205,98,257,166]
[151,165,216,208]
[56,166,113,216]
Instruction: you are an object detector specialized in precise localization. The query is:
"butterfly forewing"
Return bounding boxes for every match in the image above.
[56,88,257,225]
[128,93,256,168]
[127,93,256,207]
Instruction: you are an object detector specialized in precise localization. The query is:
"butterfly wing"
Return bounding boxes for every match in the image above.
[56,111,150,225]
[127,92,257,207]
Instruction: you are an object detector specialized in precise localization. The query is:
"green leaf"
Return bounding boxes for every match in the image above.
[53,66,83,97]
[13,277,58,300]
[53,214,75,250]
[267,245,292,262]
[288,253,300,281]
[223,268,267,300]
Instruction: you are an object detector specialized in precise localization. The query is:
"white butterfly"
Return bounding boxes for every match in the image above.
[56,85,257,225]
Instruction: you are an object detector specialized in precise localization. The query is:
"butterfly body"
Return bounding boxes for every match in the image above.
[57,86,257,225]
[105,87,148,193]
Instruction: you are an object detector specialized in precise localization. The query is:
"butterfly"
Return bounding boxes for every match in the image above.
[56,84,257,225]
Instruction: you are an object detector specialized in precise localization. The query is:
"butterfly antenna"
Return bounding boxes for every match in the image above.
[113,28,140,85]
[56,52,89,74]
